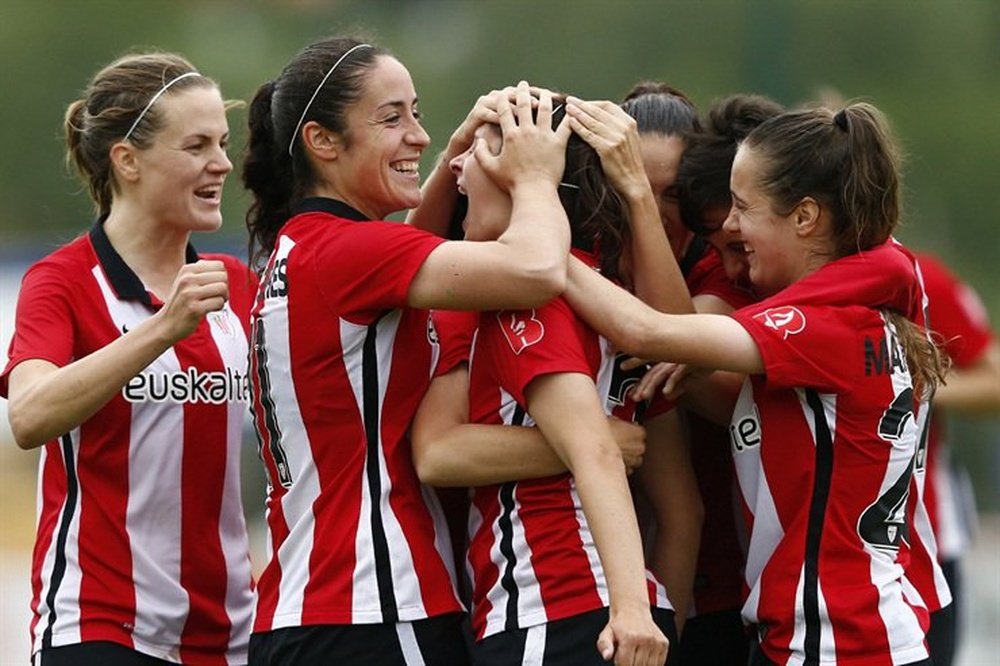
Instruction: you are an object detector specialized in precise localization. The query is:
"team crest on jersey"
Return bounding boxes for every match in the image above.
[753,306,806,340]
[498,309,544,355]
[208,311,234,337]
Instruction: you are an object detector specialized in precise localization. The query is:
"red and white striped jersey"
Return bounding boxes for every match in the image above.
[465,261,670,641]
[0,222,256,664]
[916,253,993,560]
[247,198,463,633]
[776,241,953,615]
[729,297,929,665]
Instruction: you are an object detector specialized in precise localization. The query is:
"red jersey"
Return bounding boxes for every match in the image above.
[778,241,952,614]
[465,252,669,641]
[729,291,929,663]
[916,253,993,560]
[247,198,463,633]
[0,223,256,664]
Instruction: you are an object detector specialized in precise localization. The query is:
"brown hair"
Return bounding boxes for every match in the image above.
[64,51,214,216]
[742,103,902,258]
[243,35,388,269]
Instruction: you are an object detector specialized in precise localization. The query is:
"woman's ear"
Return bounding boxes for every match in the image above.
[109,142,140,184]
[302,120,340,160]
[793,196,823,237]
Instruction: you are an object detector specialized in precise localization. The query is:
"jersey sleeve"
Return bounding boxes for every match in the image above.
[918,254,994,367]
[312,221,445,314]
[432,309,479,377]
[484,297,595,406]
[0,260,78,397]
[686,250,757,310]
[731,303,876,393]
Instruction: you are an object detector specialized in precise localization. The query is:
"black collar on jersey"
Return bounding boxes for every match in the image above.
[89,216,200,307]
[294,197,371,222]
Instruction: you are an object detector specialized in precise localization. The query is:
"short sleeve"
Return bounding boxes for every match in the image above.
[484,297,596,406]
[0,261,77,397]
[432,309,479,377]
[732,304,878,393]
[312,221,444,315]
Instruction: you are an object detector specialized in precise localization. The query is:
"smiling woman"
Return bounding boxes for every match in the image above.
[0,52,256,665]
[240,34,574,665]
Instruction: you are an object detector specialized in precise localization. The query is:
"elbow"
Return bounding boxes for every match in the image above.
[8,407,46,450]
[412,443,453,487]
[615,313,658,359]
[517,258,567,308]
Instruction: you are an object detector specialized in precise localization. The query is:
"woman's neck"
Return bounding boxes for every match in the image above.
[103,202,190,299]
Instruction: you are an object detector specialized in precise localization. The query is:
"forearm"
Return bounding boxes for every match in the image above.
[495,181,570,296]
[638,411,703,632]
[415,423,569,486]
[8,313,175,449]
[625,187,693,314]
[574,453,654,610]
[934,344,1000,412]
[406,151,461,236]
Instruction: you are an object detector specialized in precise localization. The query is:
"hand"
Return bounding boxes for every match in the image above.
[607,417,646,473]
[565,97,650,199]
[474,81,571,192]
[596,605,669,666]
[443,85,542,161]
[156,260,229,342]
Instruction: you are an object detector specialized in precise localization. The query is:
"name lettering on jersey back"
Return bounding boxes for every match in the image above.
[123,367,250,404]
[264,257,288,299]
[864,334,908,377]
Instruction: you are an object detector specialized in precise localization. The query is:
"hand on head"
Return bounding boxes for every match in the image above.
[566,97,648,197]
[472,82,571,192]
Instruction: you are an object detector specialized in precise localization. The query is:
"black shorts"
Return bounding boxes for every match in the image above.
[248,613,470,666]
[676,608,749,665]
[36,641,175,666]
[473,606,677,666]
[927,557,961,666]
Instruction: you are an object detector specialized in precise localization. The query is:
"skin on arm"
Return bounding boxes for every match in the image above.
[637,409,703,635]
[566,255,762,374]
[526,371,668,666]
[411,364,647,486]
[408,83,572,311]
[7,260,229,449]
[933,341,1000,412]
[567,97,692,314]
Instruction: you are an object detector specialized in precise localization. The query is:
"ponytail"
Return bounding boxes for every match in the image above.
[243,80,296,271]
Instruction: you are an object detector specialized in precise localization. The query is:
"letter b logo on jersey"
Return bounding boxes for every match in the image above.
[497,310,545,355]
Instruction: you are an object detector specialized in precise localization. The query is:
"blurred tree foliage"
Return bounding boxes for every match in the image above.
[0,0,998,499]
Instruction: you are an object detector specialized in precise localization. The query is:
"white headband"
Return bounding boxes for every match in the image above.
[124,71,201,142]
[287,43,373,157]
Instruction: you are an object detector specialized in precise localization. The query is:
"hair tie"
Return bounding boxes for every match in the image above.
[288,43,373,157]
[833,108,849,132]
[124,71,201,142]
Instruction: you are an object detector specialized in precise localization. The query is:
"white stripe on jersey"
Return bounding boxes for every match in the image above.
[96,264,190,648]
[207,305,255,656]
[872,316,931,660]
[786,567,838,666]
[569,483,609,608]
[263,237,320,629]
[34,430,85,650]
[795,387,837,448]
[731,379,784,625]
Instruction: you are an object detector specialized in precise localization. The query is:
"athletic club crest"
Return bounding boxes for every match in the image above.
[498,309,544,355]
[752,306,806,340]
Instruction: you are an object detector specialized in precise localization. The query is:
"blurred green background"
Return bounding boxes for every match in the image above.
[0,0,998,507]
